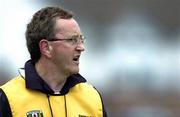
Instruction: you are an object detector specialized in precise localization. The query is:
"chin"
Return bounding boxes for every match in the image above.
[70,67,79,74]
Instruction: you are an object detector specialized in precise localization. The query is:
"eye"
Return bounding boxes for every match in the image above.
[71,37,78,43]
[72,38,78,43]
[66,38,73,42]
[66,35,85,44]
[64,38,76,44]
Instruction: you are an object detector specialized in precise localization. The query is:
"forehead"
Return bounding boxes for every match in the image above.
[54,18,82,37]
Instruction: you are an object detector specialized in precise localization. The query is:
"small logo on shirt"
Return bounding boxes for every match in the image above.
[79,114,92,117]
[26,110,44,117]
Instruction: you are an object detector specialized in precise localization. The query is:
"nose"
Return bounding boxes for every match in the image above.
[76,43,85,52]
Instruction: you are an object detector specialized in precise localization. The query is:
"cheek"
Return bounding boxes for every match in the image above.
[50,43,76,63]
[51,46,73,64]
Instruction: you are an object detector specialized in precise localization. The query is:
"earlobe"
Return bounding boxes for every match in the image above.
[39,39,52,58]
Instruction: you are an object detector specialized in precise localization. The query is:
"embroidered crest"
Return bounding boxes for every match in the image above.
[26,110,43,117]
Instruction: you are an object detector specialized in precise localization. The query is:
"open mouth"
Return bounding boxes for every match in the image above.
[73,55,80,64]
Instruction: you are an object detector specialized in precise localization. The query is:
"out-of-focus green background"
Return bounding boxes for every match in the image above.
[0,0,180,117]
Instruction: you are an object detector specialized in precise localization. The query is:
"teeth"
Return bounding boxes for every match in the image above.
[73,55,80,61]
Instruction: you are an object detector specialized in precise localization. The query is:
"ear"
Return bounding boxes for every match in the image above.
[39,39,52,58]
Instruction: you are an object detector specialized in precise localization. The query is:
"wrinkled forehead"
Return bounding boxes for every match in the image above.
[54,18,82,38]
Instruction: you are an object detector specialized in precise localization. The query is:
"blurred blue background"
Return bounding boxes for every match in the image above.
[0,0,180,117]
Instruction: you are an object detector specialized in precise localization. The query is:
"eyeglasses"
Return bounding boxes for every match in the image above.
[48,35,85,45]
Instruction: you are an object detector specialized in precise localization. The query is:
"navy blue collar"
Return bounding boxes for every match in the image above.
[24,60,86,95]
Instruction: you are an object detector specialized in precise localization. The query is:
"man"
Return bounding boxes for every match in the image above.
[0,6,107,117]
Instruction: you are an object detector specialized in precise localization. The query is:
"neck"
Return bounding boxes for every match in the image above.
[35,58,69,92]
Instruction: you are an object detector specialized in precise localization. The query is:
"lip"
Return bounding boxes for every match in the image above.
[73,60,79,65]
[72,54,80,65]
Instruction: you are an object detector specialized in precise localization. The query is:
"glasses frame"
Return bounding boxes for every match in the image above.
[47,35,85,45]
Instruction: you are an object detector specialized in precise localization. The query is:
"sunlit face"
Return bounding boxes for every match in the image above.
[48,18,85,76]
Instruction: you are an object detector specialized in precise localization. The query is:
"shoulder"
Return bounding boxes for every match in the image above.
[70,82,102,102]
[73,82,99,93]
[1,76,25,93]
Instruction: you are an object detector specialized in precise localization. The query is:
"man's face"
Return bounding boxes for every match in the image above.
[48,18,85,76]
